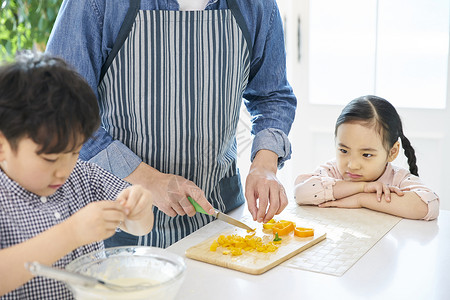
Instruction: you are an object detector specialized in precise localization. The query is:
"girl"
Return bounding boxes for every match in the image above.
[294,95,438,220]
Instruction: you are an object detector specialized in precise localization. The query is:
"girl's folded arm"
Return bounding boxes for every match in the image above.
[358,191,429,220]
[294,175,338,205]
[397,173,440,220]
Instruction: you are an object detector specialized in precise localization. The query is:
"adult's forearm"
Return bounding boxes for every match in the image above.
[251,129,292,168]
[87,140,142,179]
[123,162,161,186]
[251,149,279,173]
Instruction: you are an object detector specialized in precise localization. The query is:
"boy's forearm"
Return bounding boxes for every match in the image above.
[0,222,79,295]
[358,192,428,220]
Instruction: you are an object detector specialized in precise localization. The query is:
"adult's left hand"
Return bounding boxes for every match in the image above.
[245,150,288,223]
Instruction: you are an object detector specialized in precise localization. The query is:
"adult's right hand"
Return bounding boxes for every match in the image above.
[124,162,215,217]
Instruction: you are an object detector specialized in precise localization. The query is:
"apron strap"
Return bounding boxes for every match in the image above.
[226,0,253,60]
[100,0,141,82]
[100,0,252,83]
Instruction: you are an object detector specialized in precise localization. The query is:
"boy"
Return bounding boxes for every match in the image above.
[0,51,154,299]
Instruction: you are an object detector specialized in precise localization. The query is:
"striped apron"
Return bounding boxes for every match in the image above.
[99,0,251,248]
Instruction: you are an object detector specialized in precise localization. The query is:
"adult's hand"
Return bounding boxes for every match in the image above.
[245,150,288,223]
[124,163,215,217]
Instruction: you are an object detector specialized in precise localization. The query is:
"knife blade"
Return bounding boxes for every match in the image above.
[188,196,254,231]
[212,210,255,231]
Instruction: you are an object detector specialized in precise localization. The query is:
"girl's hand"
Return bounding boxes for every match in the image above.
[67,201,126,247]
[116,185,154,235]
[362,182,404,202]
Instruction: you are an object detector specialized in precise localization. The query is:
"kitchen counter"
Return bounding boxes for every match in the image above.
[167,205,450,300]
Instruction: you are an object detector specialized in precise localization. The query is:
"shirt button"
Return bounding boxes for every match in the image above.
[54,212,61,219]
[40,196,47,203]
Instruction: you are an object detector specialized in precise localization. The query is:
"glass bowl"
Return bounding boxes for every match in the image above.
[65,246,186,300]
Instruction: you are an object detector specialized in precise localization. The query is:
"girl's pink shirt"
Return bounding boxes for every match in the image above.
[294,160,439,221]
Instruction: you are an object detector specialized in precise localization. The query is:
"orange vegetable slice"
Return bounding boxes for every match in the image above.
[294,227,314,237]
[272,221,295,236]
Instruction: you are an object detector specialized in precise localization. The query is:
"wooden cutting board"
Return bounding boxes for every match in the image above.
[185,225,326,275]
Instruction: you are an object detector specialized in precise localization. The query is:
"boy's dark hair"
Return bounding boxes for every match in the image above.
[335,95,418,176]
[0,51,100,154]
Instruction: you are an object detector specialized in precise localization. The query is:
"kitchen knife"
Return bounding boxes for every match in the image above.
[188,196,254,231]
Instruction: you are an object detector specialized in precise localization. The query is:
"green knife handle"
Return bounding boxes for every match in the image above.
[188,196,209,215]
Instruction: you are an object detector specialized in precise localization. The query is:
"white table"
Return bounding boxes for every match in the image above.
[167,205,450,300]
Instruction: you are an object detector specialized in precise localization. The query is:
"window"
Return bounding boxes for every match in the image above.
[309,0,449,108]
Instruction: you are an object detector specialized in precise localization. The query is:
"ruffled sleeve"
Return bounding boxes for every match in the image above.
[294,160,342,205]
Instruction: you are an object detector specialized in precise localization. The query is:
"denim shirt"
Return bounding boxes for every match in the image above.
[46,0,297,178]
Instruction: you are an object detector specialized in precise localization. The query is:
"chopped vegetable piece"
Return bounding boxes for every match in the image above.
[245,231,256,238]
[230,247,242,256]
[210,232,279,256]
[294,227,314,237]
[210,220,315,256]
[210,240,219,251]
[263,219,277,229]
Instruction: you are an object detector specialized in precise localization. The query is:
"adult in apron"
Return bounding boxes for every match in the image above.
[100,0,251,248]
